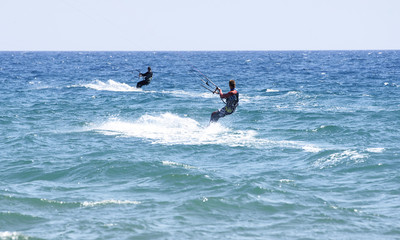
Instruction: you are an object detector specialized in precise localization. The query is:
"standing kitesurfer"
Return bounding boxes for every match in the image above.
[136,67,153,88]
[210,79,239,123]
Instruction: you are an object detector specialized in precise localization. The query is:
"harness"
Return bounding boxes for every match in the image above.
[225,90,239,114]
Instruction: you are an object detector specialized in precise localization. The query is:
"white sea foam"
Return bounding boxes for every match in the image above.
[383,82,398,87]
[366,147,385,153]
[266,89,280,92]
[89,113,321,152]
[302,145,322,153]
[161,90,214,99]
[279,179,294,183]
[81,199,141,207]
[0,232,27,240]
[83,79,140,92]
[28,80,53,90]
[29,80,41,85]
[162,160,196,169]
[313,150,367,169]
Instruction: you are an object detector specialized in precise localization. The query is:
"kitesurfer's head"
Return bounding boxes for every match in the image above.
[229,79,236,90]
[148,67,152,71]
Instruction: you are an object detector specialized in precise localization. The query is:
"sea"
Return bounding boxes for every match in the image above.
[0,51,399,239]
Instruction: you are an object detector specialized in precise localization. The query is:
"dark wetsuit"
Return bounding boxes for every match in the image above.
[137,71,153,88]
[210,88,239,123]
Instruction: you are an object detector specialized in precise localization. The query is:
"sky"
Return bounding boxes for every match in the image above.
[1,0,399,51]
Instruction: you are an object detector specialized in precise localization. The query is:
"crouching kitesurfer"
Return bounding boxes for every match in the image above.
[210,79,239,123]
[136,66,153,88]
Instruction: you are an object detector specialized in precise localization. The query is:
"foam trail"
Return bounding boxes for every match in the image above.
[88,113,321,151]
[161,90,214,99]
[83,79,140,92]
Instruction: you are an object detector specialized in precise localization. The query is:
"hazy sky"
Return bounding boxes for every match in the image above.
[1,0,399,51]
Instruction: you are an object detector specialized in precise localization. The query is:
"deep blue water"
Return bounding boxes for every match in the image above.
[0,51,399,239]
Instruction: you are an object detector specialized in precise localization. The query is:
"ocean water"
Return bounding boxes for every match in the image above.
[0,51,399,239]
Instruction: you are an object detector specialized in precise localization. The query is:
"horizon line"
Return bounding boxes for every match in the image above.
[1,49,399,52]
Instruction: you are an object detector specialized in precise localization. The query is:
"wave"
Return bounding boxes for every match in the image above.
[311,125,343,133]
[81,79,141,92]
[266,89,280,92]
[240,90,303,104]
[1,195,140,209]
[81,199,141,207]
[87,113,321,152]
[384,82,399,87]
[28,80,54,90]
[162,160,197,169]
[313,150,368,169]
[366,147,385,153]
[160,90,214,99]
[0,231,32,240]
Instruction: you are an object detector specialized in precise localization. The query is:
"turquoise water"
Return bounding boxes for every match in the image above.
[1,51,399,239]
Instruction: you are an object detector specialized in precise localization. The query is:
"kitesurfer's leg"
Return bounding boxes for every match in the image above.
[210,111,220,123]
[136,81,143,88]
[136,80,150,88]
[210,107,230,123]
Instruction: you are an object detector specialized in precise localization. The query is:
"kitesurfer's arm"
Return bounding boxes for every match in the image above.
[219,89,237,99]
[139,72,148,78]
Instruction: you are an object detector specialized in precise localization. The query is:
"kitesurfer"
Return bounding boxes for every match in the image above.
[136,67,153,88]
[210,79,239,123]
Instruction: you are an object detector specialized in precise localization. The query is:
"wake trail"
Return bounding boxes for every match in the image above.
[81,79,140,92]
[86,112,321,152]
